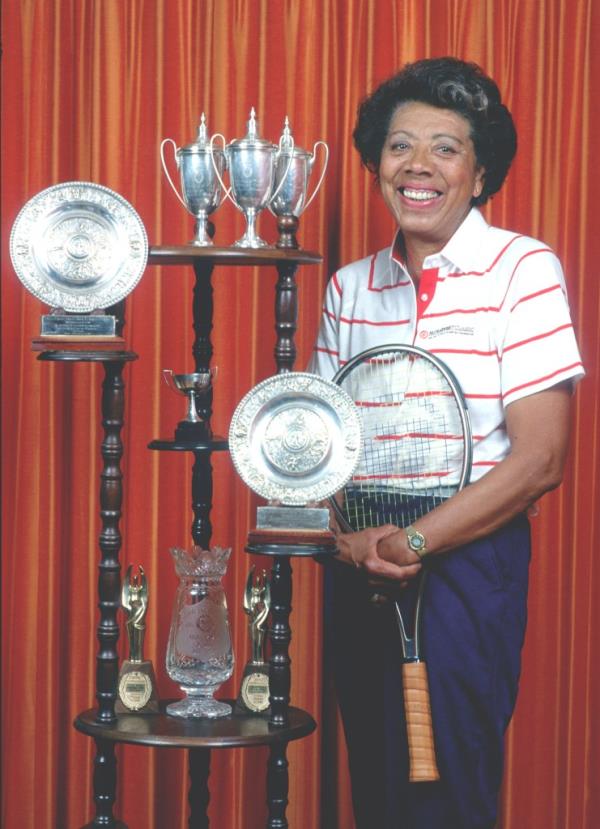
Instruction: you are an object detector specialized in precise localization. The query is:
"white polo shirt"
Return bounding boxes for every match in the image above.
[309,209,584,482]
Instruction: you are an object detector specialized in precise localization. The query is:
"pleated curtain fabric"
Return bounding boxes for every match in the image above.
[1,1,599,827]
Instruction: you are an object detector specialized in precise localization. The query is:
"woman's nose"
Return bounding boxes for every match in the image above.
[404,145,431,173]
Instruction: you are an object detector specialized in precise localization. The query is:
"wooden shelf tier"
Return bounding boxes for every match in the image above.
[148,245,322,267]
[74,701,316,750]
[148,436,229,452]
[37,349,138,363]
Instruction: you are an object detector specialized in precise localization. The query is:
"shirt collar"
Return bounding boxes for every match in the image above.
[389,207,490,275]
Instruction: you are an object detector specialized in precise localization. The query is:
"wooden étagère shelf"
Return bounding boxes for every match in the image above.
[40,242,325,828]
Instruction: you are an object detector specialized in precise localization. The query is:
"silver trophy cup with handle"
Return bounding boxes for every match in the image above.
[210,108,293,248]
[270,117,329,218]
[163,368,218,441]
[160,114,226,246]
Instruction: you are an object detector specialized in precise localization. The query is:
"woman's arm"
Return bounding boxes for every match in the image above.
[346,383,573,576]
[378,382,572,566]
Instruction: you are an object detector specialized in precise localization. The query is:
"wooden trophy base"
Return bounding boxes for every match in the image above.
[31,336,126,352]
[115,660,159,714]
[234,661,271,716]
[248,527,337,547]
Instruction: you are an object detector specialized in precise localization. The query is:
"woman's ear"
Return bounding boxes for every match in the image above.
[473,168,485,199]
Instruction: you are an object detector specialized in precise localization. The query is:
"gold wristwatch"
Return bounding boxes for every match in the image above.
[405,525,428,559]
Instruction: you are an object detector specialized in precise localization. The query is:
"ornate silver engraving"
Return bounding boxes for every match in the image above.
[263,407,331,475]
[9,181,148,312]
[229,372,362,505]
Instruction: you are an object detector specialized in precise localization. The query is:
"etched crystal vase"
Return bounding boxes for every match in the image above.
[166,545,234,719]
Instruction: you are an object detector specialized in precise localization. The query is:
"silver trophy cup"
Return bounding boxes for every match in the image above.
[163,368,217,440]
[161,114,226,246]
[210,108,293,248]
[270,118,329,218]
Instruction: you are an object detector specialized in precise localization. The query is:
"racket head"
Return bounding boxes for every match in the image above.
[330,344,472,533]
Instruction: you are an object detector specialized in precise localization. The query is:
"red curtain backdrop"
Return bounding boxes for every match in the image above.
[2,1,599,827]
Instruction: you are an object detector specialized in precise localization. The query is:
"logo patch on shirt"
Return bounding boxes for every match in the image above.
[420,325,475,340]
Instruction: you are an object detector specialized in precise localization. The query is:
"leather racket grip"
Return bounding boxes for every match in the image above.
[402,661,440,782]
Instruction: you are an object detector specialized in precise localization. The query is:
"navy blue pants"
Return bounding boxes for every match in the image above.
[324,514,531,829]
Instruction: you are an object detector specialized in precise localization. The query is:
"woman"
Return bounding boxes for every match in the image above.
[310,58,584,829]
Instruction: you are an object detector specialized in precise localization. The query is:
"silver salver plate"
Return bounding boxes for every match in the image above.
[9,181,148,312]
[229,372,363,505]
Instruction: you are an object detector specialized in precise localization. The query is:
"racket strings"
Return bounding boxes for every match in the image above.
[339,352,468,532]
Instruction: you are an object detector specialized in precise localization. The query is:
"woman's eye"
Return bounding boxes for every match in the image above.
[436,144,457,154]
[389,141,409,152]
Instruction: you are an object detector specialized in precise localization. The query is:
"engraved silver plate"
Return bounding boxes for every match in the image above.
[229,372,362,505]
[9,181,148,312]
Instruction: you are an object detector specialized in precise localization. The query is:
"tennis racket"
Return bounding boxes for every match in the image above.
[330,344,472,782]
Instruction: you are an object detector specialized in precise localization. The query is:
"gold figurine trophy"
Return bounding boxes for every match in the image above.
[116,565,159,714]
[235,566,271,714]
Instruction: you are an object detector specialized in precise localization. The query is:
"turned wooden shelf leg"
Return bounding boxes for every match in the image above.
[192,260,215,425]
[188,748,211,828]
[81,738,127,829]
[96,359,127,725]
[191,450,213,549]
[269,556,292,728]
[274,261,299,374]
[87,357,130,827]
[266,742,289,829]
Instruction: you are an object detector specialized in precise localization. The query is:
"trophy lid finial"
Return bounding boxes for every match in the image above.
[280,116,294,150]
[195,112,208,147]
[198,113,207,144]
[246,107,258,139]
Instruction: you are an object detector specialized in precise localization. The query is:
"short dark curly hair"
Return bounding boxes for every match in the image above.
[353,57,517,206]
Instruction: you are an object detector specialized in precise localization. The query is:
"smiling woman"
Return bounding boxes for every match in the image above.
[309,57,584,829]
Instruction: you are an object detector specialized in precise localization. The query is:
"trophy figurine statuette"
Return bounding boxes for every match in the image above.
[160,113,225,246]
[235,567,271,714]
[163,367,217,441]
[116,564,159,714]
[210,107,294,248]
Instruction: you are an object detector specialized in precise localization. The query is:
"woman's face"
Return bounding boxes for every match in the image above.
[378,101,485,251]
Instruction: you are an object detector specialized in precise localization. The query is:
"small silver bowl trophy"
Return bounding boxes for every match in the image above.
[161,108,328,249]
[163,368,217,441]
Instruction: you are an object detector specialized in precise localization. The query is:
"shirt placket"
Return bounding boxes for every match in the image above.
[413,267,439,346]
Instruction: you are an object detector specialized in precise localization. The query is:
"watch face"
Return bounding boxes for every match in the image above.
[408,531,425,551]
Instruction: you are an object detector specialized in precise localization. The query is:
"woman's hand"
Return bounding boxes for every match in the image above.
[377,529,424,568]
[336,524,422,583]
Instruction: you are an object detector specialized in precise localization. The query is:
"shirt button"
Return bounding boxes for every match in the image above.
[421,293,429,301]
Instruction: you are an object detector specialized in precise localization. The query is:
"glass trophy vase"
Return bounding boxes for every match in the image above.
[166,545,234,718]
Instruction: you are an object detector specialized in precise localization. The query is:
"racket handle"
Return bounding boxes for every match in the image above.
[402,661,440,782]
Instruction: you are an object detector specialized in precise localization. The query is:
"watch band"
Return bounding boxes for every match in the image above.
[405,525,428,559]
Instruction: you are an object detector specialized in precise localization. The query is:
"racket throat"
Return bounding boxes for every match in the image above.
[394,601,422,661]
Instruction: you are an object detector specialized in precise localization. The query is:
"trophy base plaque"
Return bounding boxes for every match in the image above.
[256,505,329,531]
[115,660,159,714]
[41,312,117,337]
[234,662,271,715]
[248,505,337,549]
